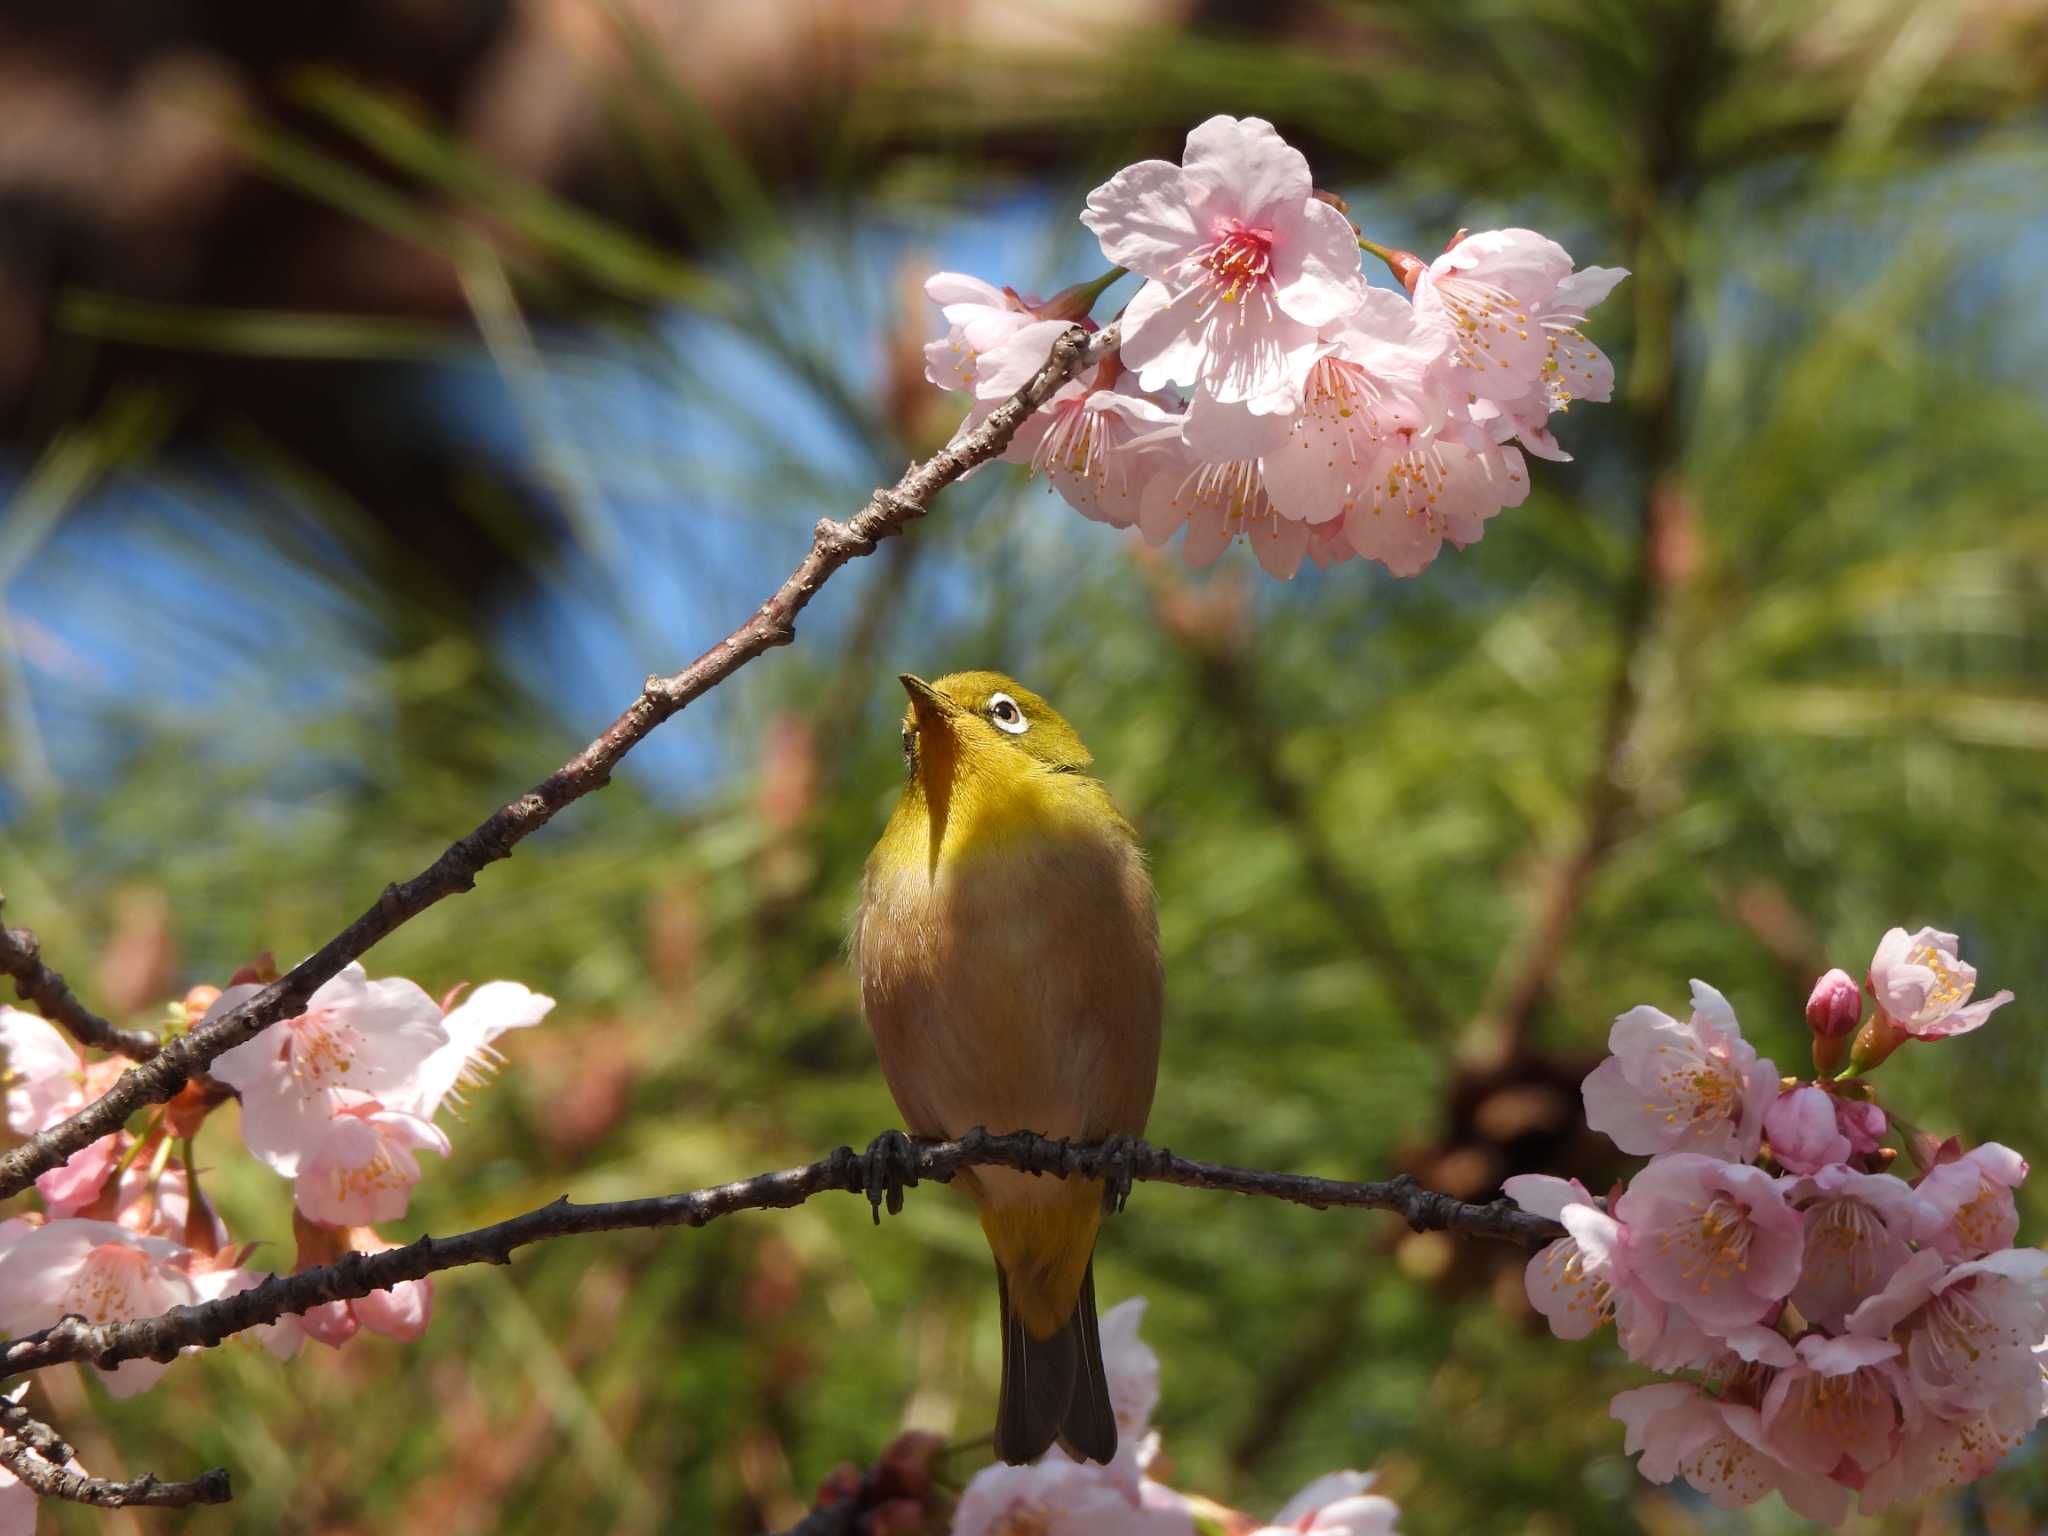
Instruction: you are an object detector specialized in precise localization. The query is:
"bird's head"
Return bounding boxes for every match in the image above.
[897,671,1093,792]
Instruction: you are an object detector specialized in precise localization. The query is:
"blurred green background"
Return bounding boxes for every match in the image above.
[3,1,2046,1531]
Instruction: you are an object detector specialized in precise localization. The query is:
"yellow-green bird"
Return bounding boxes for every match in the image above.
[855,671,1162,1465]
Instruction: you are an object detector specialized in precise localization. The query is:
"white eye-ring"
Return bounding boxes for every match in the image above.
[988,692,1030,734]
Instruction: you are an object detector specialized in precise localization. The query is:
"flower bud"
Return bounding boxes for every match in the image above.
[1805,968,1861,1038]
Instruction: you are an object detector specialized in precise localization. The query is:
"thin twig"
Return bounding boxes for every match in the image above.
[0,1422,229,1508]
[0,1129,1559,1381]
[0,1394,73,1466]
[0,896,161,1062]
[0,324,1118,1204]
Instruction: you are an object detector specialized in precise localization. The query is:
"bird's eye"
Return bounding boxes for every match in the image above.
[988,692,1029,735]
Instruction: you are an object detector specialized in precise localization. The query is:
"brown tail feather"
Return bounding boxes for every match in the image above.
[994,1259,1117,1466]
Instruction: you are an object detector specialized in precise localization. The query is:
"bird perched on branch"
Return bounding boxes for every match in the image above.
[855,671,1162,1465]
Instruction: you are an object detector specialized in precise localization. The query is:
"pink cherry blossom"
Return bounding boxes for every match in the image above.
[1136,449,1314,580]
[1253,1471,1400,1535]
[1762,1086,1850,1175]
[923,273,1046,394]
[951,1458,1192,1536]
[1784,1166,1930,1331]
[0,1220,198,1397]
[1505,1176,1617,1341]
[1610,1381,1849,1523]
[298,1298,360,1349]
[1848,1247,2048,1423]
[1866,926,2011,1039]
[1835,1098,1886,1157]
[293,1093,449,1226]
[1338,430,1527,576]
[210,964,447,1177]
[1916,1142,2026,1260]
[0,1006,85,1134]
[33,1131,122,1217]
[393,979,555,1120]
[1083,115,1366,408]
[1615,1153,1803,1332]
[1183,288,1437,524]
[1411,230,1626,461]
[1760,1333,1908,1475]
[972,332,1185,531]
[1854,1399,2038,1516]
[1581,980,1778,1160]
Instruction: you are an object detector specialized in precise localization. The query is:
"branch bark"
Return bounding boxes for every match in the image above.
[0,323,1117,1204]
[0,1129,1560,1381]
[0,1408,229,1509]
[0,897,161,1062]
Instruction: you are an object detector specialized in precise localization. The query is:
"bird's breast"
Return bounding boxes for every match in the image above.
[856,816,1162,1149]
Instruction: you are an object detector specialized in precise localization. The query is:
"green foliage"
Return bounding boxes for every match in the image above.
[7,2,2048,1532]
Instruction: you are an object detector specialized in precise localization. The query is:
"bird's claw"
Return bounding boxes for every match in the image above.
[1095,1134,1141,1214]
[862,1129,920,1224]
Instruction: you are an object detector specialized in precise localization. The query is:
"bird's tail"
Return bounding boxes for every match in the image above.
[994,1258,1116,1466]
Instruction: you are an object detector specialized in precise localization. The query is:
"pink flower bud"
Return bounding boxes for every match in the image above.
[1805,969,1861,1037]
[1763,1086,1851,1174]
[1834,1098,1887,1157]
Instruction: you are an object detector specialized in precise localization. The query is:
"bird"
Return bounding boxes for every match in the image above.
[854,670,1163,1466]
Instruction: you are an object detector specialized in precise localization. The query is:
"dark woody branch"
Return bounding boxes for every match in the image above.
[1,1128,1561,1384]
[0,322,1118,1204]
[0,1409,229,1509]
[0,896,162,1063]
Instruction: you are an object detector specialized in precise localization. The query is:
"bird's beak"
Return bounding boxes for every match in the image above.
[899,673,960,729]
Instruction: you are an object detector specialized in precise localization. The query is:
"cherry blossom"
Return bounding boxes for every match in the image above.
[293,1093,449,1225]
[1915,1142,2025,1260]
[0,1007,85,1134]
[923,273,1045,394]
[973,332,1183,531]
[291,1218,435,1347]
[1082,115,1366,409]
[1252,1471,1401,1534]
[1847,1246,2048,1423]
[1410,230,1626,461]
[1759,1334,1908,1475]
[1866,927,2011,1039]
[1614,1153,1803,1332]
[209,963,447,1177]
[950,1459,1192,1536]
[1784,1166,1930,1331]
[0,1220,198,1397]
[394,979,556,1121]
[1136,447,1315,579]
[1338,431,1527,577]
[1855,1400,2037,1516]
[1580,980,1778,1160]
[1610,1382,1850,1523]
[1762,1085,1850,1175]
[1181,289,1436,521]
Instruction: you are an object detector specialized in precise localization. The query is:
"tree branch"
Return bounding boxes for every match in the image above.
[0,896,161,1063]
[0,323,1118,1204]
[1,1129,1559,1381]
[0,1411,229,1508]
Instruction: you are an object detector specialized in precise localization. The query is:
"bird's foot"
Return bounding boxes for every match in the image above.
[861,1129,921,1224]
[1094,1134,1143,1215]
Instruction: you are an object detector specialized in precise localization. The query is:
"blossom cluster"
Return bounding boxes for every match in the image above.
[1508,925,2034,1523]
[947,1297,1398,1536]
[0,960,550,1520]
[922,115,1625,579]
